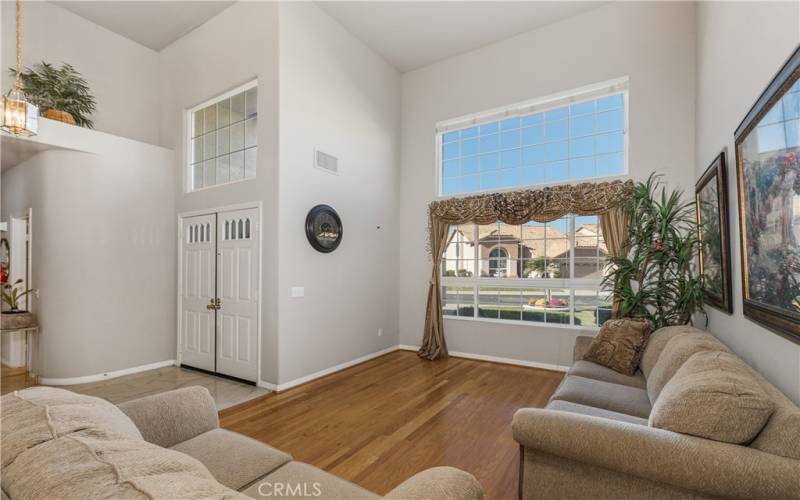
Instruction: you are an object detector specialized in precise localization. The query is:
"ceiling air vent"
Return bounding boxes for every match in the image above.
[315,149,339,175]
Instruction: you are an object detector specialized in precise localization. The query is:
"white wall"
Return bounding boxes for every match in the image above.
[277,3,400,384]
[1,1,160,144]
[398,1,697,367]
[1,122,175,381]
[695,1,800,404]
[158,2,281,384]
[158,2,400,387]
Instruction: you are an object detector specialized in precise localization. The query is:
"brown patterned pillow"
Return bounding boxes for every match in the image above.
[582,318,653,375]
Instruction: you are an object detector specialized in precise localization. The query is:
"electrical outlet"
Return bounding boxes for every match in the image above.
[378,328,383,337]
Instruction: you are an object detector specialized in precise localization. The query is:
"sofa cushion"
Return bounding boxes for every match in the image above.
[2,428,246,500]
[646,331,729,403]
[242,462,378,499]
[546,400,648,425]
[1,387,142,468]
[119,386,220,448]
[568,360,646,389]
[582,318,652,375]
[172,429,292,490]
[550,375,652,418]
[384,466,483,500]
[746,367,800,459]
[649,351,774,444]
[639,325,704,379]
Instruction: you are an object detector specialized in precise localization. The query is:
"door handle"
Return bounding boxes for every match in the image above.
[215,298,222,310]
[206,300,215,310]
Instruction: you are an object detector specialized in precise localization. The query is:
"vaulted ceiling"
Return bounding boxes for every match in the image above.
[53,1,234,51]
[317,1,605,72]
[52,1,604,70]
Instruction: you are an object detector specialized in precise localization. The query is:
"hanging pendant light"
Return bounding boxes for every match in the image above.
[1,0,38,137]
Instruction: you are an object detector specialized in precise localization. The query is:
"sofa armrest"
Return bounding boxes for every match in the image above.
[118,386,219,448]
[573,335,594,362]
[512,408,800,500]
[383,466,483,500]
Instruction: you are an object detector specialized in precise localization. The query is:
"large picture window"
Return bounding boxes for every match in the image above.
[187,81,258,192]
[441,215,612,328]
[437,78,628,196]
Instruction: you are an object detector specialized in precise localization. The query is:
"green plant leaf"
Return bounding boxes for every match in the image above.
[10,61,96,128]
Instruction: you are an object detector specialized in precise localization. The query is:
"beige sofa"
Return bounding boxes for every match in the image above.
[1,386,483,500]
[513,326,800,499]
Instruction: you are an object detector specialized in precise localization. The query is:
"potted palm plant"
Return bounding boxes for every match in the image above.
[602,174,705,328]
[1,278,35,330]
[10,62,96,127]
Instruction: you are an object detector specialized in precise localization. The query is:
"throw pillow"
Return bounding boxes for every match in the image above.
[582,318,652,375]
[649,350,774,444]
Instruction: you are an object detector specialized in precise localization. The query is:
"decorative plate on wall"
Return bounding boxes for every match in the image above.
[305,204,343,253]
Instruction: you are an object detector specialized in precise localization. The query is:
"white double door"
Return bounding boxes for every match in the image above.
[180,208,259,382]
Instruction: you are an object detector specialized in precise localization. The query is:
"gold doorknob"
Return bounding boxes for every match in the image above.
[215,298,221,310]
[206,300,215,310]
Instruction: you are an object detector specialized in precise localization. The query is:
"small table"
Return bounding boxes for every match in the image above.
[0,325,38,386]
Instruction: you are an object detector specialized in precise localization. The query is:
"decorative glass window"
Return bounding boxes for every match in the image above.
[188,81,257,191]
[441,215,612,328]
[437,78,628,196]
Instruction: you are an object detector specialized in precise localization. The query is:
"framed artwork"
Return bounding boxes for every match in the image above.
[734,45,800,343]
[696,151,733,313]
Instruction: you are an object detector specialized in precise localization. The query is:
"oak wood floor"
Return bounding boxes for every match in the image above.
[220,350,563,500]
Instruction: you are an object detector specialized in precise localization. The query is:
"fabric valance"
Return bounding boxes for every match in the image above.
[428,179,634,227]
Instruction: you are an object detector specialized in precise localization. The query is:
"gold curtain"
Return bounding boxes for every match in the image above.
[419,180,633,360]
[419,214,451,360]
[599,206,631,318]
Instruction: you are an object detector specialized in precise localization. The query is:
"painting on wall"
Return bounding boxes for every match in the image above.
[696,151,732,313]
[734,45,800,343]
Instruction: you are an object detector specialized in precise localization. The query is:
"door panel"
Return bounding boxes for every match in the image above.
[180,214,216,371]
[216,208,259,381]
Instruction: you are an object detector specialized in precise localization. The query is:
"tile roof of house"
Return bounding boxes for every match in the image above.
[451,222,606,258]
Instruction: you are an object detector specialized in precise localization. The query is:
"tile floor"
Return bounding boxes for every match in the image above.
[1,364,270,410]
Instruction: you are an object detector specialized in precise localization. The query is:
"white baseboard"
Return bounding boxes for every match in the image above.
[261,345,401,392]
[40,360,177,386]
[398,345,569,372]
[256,380,277,391]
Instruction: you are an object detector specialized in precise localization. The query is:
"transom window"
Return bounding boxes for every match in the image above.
[441,215,612,328]
[437,78,628,196]
[187,81,258,192]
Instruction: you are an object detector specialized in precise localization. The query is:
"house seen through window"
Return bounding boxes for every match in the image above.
[441,215,612,328]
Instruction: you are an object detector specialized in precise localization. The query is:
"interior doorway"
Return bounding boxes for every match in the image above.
[0,209,35,393]
[179,206,260,384]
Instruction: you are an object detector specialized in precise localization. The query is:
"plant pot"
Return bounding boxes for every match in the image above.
[42,109,76,125]
[0,311,36,330]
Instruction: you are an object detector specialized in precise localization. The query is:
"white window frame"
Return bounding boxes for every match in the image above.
[441,216,608,331]
[184,79,258,193]
[435,76,630,198]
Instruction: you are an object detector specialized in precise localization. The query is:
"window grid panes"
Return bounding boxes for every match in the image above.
[754,78,800,153]
[441,215,612,328]
[189,84,257,191]
[440,91,626,196]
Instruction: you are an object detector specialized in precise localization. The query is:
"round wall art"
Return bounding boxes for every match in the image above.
[305,204,342,253]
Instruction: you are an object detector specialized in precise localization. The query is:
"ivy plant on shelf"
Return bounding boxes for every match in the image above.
[10,61,96,127]
[602,174,705,329]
